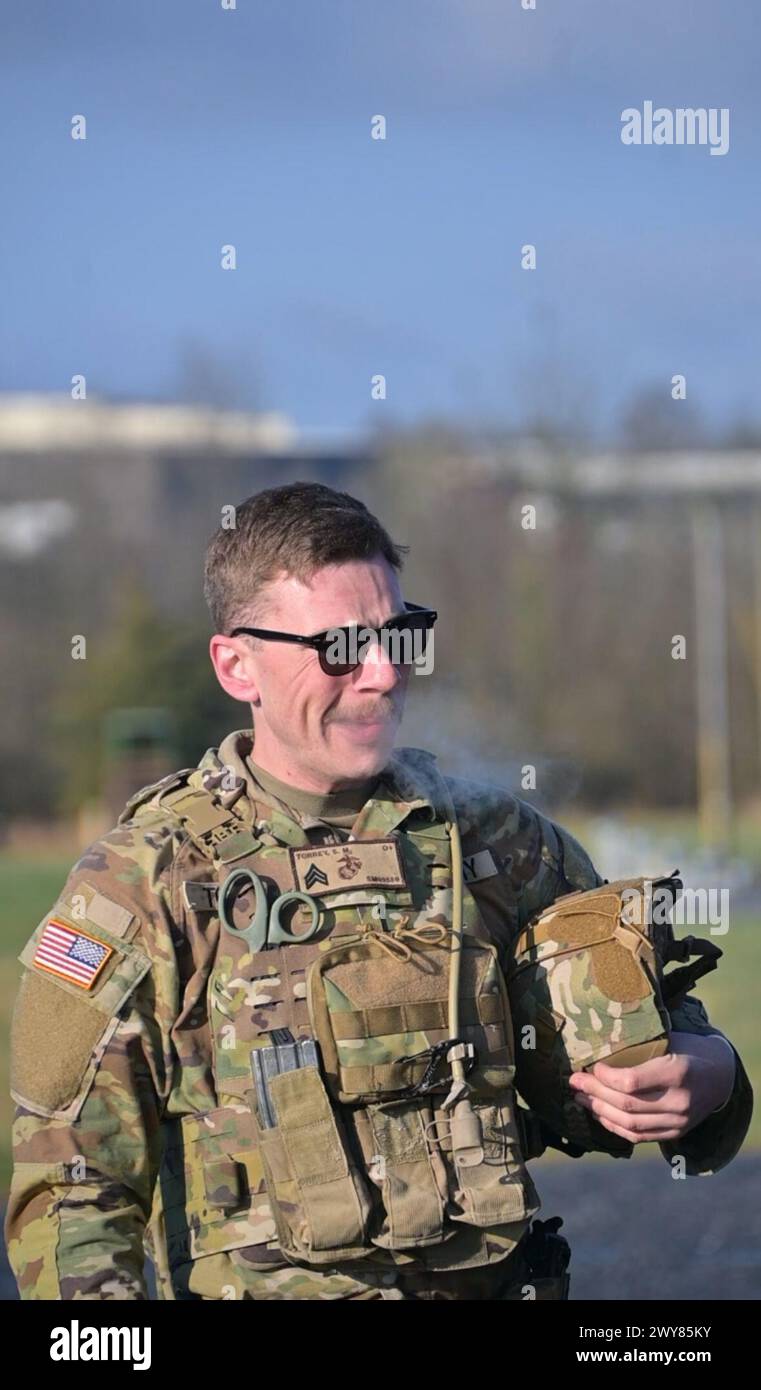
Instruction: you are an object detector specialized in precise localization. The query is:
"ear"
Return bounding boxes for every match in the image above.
[209,634,261,705]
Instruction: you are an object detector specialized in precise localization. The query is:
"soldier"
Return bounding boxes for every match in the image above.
[6,482,751,1301]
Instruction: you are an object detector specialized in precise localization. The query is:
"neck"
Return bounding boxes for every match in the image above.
[249,726,379,795]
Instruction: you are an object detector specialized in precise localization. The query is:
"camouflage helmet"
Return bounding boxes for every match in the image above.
[507,873,723,1157]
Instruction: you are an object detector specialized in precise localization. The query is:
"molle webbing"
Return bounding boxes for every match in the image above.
[215,930,362,1040]
[329,995,504,1039]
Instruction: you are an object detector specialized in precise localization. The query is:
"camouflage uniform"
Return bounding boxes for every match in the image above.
[5,731,752,1300]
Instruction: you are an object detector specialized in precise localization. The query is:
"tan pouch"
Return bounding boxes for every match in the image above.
[249,1065,375,1266]
[444,1095,541,1231]
[305,927,536,1244]
[307,932,514,1104]
[360,1098,449,1249]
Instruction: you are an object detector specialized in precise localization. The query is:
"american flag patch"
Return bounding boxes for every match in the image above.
[33,918,114,990]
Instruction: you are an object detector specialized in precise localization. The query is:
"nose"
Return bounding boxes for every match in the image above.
[352,635,404,693]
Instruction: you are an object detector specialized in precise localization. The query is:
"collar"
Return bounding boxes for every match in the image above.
[197,729,445,840]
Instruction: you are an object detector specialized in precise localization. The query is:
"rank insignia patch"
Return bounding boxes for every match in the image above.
[304,863,329,890]
[33,918,114,990]
[290,838,408,894]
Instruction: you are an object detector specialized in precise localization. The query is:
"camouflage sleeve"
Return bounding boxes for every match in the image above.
[4,825,178,1299]
[515,810,604,932]
[480,796,753,1173]
[657,994,753,1176]
[517,818,753,1173]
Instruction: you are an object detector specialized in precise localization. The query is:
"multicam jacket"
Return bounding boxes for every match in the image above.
[5,731,752,1300]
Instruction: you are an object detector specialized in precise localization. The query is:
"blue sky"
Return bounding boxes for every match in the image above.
[1,0,758,436]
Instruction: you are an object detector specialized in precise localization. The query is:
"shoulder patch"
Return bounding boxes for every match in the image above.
[33,919,114,990]
[13,914,152,1117]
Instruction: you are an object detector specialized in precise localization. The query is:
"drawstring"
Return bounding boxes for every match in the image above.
[371,916,449,961]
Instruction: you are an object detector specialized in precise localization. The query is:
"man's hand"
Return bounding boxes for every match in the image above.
[567,1032,736,1144]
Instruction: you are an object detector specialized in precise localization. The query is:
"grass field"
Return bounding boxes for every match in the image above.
[0,854,758,1191]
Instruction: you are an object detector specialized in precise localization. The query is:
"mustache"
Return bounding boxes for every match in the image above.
[328,699,401,723]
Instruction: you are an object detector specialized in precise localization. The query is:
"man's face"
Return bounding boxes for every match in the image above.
[210,555,412,791]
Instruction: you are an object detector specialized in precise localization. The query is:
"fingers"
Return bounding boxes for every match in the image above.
[573,1090,688,1142]
[587,1054,688,1092]
[569,1071,690,1115]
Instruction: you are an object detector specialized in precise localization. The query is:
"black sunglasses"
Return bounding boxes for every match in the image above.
[230,601,438,676]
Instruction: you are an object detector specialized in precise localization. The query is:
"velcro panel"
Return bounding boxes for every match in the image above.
[271,1068,347,1181]
[322,940,489,1009]
[84,891,135,939]
[11,971,109,1112]
[267,1066,370,1253]
[591,940,650,1003]
[527,908,616,950]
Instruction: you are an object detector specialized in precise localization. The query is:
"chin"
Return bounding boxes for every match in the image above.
[351,738,397,777]
[352,745,391,774]
[326,716,401,781]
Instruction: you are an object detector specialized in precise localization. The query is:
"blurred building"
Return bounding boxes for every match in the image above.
[0,393,370,617]
[2,394,760,833]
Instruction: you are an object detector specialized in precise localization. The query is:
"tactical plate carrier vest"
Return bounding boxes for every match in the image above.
[122,757,550,1294]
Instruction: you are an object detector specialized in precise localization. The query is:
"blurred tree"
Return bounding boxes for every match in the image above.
[172,336,263,411]
[52,586,235,814]
[619,383,708,450]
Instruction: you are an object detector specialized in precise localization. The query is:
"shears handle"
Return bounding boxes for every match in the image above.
[218,868,268,949]
[219,869,321,950]
[268,891,321,945]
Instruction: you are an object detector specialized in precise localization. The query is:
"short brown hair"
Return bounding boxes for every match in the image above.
[204,482,408,633]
